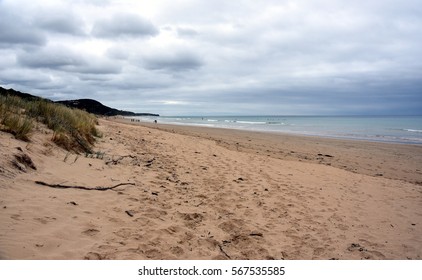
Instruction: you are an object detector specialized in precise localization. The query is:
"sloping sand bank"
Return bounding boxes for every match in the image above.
[0,118,421,259]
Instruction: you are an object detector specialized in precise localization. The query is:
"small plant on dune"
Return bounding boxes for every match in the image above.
[6,115,33,141]
[0,95,33,141]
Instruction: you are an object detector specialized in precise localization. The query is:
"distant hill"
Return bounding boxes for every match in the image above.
[57,99,159,117]
[0,86,159,117]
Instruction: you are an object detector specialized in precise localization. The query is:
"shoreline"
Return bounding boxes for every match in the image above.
[146,120,422,145]
[118,118,422,185]
[128,115,422,145]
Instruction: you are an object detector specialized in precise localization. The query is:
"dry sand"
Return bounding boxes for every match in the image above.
[0,118,421,260]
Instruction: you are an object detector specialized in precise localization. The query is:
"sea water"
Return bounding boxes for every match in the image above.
[133,115,422,144]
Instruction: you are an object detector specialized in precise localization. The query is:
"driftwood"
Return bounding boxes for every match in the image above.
[35,181,135,191]
[218,244,231,260]
[125,210,134,217]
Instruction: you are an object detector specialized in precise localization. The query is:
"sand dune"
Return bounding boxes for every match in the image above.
[0,118,421,259]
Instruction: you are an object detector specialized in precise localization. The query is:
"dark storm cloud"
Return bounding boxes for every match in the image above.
[91,13,159,38]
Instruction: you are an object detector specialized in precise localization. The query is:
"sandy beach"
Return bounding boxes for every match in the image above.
[1,118,421,260]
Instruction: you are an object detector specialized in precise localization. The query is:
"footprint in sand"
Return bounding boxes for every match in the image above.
[218,219,246,235]
[164,225,183,235]
[170,246,184,255]
[114,228,129,238]
[10,214,22,221]
[179,212,204,228]
[347,242,386,259]
[82,229,100,236]
[34,216,56,224]
[84,252,102,260]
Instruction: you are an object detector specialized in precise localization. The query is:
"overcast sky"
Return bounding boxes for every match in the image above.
[0,0,421,115]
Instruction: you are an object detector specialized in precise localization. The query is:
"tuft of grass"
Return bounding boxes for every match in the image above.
[1,113,33,141]
[0,94,100,153]
[26,100,100,152]
[0,95,33,141]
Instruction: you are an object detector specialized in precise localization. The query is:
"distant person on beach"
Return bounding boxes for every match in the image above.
[154,120,157,124]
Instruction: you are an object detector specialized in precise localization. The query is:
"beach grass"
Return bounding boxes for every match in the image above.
[0,94,100,152]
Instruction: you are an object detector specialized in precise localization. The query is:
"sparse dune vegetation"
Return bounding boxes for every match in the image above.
[0,94,100,153]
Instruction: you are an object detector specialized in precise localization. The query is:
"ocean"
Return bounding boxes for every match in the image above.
[132,115,422,144]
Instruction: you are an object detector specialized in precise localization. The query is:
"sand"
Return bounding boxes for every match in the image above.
[0,118,421,260]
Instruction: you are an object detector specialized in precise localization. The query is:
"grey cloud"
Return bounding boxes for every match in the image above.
[1,0,421,116]
[36,15,87,36]
[0,69,75,99]
[0,27,46,48]
[77,75,112,82]
[92,13,159,38]
[18,48,85,69]
[105,46,130,60]
[17,46,122,75]
[158,80,422,116]
[0,7,46,47]
[69,60,122,75]
[143,51,203,71]
[0,68,52,88]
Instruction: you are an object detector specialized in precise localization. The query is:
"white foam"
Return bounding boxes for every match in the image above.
[236,121,266,124]
[405,129,422,133]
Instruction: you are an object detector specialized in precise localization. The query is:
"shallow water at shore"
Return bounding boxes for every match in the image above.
[133,115,422,144]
